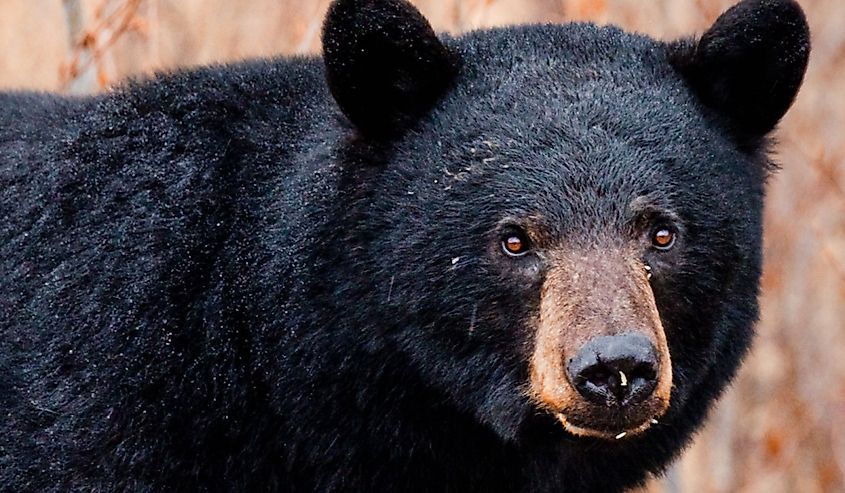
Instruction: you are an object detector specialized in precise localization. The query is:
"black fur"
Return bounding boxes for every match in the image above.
[323,0,458,137]
[669,0,810,143]
[0,0,809,491]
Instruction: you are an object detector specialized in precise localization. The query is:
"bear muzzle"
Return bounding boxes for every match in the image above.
[528,250,672,440]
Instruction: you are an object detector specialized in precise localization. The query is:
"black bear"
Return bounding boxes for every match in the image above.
[0,0,810,491]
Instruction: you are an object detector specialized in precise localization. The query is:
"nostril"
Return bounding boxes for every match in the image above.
[631,362,657,384]
[622,362,658,405]
[577,366,614,395]
[575,360,657,406]
[567,333,660,407]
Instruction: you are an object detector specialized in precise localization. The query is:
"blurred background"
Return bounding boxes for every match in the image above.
[0,1,842,491]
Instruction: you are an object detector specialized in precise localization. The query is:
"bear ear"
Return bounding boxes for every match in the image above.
[669,0,810,142]
[322,0,458,138]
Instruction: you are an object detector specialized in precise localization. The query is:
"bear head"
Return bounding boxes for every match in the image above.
[321,0,809,449]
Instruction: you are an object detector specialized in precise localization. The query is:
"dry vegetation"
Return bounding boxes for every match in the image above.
[1,1,843,491]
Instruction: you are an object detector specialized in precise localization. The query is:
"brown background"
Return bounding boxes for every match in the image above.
[1,1,843,491]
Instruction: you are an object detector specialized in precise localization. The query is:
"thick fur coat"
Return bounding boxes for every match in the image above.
[0,1,809,491]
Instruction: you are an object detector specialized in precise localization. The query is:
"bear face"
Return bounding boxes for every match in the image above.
[323,0,809,447]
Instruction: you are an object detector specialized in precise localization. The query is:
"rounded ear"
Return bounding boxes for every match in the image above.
[669,0,810,142]
[322,0,458,138]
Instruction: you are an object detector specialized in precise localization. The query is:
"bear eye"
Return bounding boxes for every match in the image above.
[651,227,677,250]
[502,232,531,257]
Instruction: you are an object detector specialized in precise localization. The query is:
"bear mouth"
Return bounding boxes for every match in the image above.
[555,413,660,441]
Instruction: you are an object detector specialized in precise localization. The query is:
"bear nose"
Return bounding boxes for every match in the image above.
[566,333,659,407]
